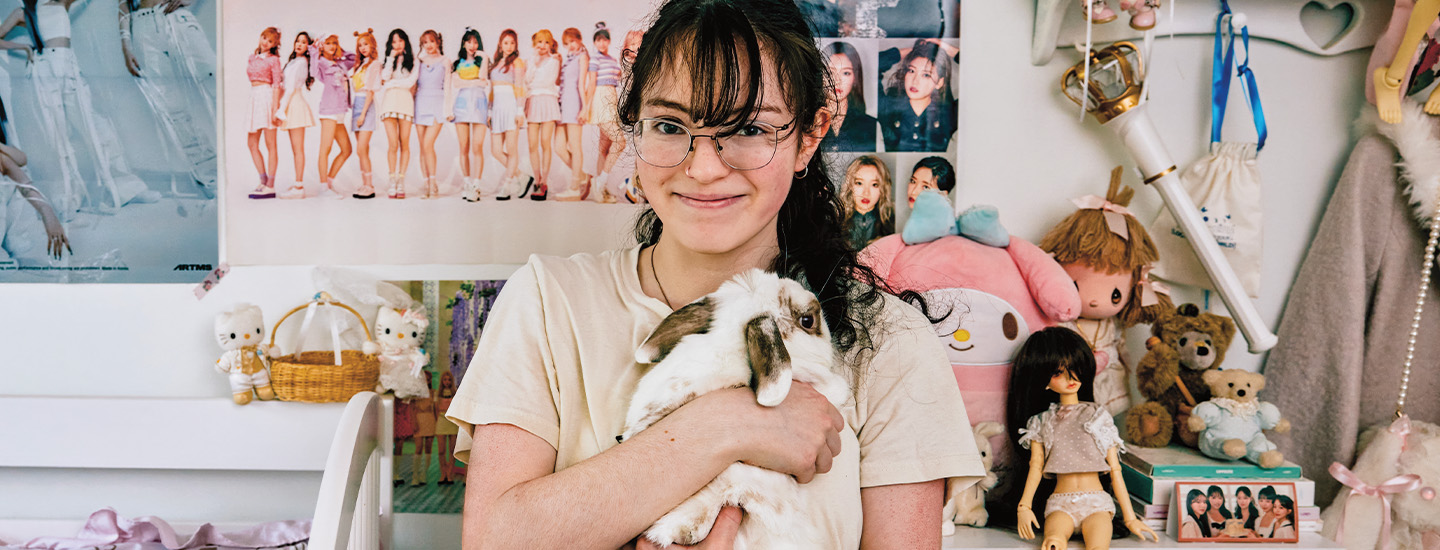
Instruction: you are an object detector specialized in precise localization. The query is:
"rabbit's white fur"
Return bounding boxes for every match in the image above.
[622,269,850,549]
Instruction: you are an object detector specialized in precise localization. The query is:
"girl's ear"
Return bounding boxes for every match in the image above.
[795,110,831,172]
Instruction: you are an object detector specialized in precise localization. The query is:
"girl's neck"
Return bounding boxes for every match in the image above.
[909,96,932,115]
[646,233,778,309]
[1057,393,1081,406]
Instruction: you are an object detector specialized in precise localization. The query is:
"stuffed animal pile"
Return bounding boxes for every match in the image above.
[1124,304,1236,448]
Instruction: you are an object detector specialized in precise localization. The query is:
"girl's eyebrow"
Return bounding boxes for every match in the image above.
[643,98,787,118]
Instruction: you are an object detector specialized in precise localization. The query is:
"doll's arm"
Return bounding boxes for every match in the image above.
[1375,0,1440,122]
[1016,443,1045,541]
[216,351,237,374]
[1108,446,1159,541]
[1258,402,1289,432]
[1187,401,1221,432]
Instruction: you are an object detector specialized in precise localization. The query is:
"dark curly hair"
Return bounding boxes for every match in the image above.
[619,0,895,374]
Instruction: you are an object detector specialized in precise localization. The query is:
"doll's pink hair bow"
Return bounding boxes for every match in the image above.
[400,307,429,331]
[1137,266,1170,307]
[1071,195,1133,241]
[1329,461,1423,550]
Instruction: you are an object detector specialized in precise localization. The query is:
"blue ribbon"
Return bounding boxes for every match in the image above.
[1212,0,1268,150]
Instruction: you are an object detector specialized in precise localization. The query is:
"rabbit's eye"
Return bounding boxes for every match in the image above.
[799,314,815,330]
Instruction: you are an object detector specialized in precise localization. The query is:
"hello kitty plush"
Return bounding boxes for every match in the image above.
[214,303,276,405]
[363,306,431,399]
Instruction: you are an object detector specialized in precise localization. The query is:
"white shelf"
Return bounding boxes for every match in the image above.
[946,527,1340,550]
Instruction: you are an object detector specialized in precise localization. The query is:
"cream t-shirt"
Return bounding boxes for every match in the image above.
[447,246,985,548]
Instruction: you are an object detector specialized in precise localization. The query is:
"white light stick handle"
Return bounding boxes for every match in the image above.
[1109,106,1278,353]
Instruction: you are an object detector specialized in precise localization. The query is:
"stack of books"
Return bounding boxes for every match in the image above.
[1120,445,1323,534]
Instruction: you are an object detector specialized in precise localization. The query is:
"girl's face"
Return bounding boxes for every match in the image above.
[390,34,405,53]
[534,39,551,56]
[358,40,374,58]
[850,164,882,215]
[636,52,821,258]
[903,58,940,101]
[828,53,855,107]
[1047,367,1081,395]
[259,34,276,52]
[1190,495,1208,516]
[422,36,438,55]
[906,166,943,207]
[1062,263,1132,319]
[500,35,516,56]
[1272,502,1290,518]
[1237,492,1252,509]
[1258,496,1273,512]
[1210,492,1226,512]
[565,37,582,53]
[293,35,310,55]
[464,37,479,57]
[595,36,611,54]
[323,40,337,57]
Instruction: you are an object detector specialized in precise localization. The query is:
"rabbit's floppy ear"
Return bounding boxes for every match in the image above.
[746,315,793,407]
[636,298,716,364]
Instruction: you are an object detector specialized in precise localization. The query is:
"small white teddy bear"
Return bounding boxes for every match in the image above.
[943,421,1006,534]
[364,306,431,399]
[214,303,276,405]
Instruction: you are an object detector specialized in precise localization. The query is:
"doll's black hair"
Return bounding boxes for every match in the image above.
[1233,486,1259,530]
[1186,489,1213,538]
[1208,485,1234,520]
[386,28,414,73]
[454,28,484,72]
[1005,326,1096,452]
[288,32,315,90]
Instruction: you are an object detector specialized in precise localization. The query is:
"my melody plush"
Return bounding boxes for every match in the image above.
[214,303,276,405]
[1186,369,1291,469]
[942,421,1005,533]
[1323,416,1440,550]
[1124,303,1236,448]
[363,306,432,399]
[861,191,1081,463]
[620,269,850,548]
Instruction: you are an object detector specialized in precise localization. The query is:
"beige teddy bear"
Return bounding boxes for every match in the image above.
[1186,369,1291,469]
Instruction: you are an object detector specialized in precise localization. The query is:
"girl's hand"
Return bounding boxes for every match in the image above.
[632,506,742,550]
[38,207,71,259]
[446,115,454,122]
[686,382,844,484]
[577,111,588,124]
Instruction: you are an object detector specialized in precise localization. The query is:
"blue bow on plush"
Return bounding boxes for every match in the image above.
[901,190,1010,247]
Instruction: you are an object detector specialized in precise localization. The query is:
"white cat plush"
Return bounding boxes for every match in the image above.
[364,306,431,399]
[214,303,276,405]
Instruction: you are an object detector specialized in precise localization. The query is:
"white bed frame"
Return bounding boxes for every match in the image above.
[0,392,393,550]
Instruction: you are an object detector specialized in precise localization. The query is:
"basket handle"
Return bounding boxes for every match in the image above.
[268,299,376,349]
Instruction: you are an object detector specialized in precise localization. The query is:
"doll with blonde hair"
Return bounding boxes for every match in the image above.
[1039,166,1172,415]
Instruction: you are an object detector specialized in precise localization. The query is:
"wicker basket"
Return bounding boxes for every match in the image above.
[268,299,379,403]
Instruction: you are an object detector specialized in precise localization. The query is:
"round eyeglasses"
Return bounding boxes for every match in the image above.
[633,118,793,171]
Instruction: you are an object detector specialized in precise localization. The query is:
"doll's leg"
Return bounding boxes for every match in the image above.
[253,370,275,401]
[1247,435,1283,468]
[1042,511,1076,550]
[1079,511,1114,550]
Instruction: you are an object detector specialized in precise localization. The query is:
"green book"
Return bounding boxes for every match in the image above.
[1121,462,1316,507]
[1121,444,1301,478]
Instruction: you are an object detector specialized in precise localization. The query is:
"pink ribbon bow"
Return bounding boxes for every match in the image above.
[1329,462,1423,550]
[1072,195,1134,241]
[400,307,430,331]
[1137,265,1171,307]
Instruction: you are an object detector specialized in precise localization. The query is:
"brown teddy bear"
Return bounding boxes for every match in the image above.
[1186,369,1291,468]
[1124,304,1236,448]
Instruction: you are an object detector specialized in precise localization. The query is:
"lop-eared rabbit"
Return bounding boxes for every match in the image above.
[621,269,851,548]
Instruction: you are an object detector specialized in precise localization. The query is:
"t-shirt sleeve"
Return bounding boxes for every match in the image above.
[853,297,985,489]
[446,258,562,464]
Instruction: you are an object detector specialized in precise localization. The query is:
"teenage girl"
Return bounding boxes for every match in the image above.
[487,29,526,200]
[310,34,356,198]
[523,29,561,201]
[349,29,381,199]
[245,28,283,199]
[447,28,489,202]
[413,30,448,199]
[552,27,590,201]
[276,32,316,198]
[380,28,417,199]
[585,22,621,203]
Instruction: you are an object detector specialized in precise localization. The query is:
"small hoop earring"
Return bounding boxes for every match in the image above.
[795,166,809,179]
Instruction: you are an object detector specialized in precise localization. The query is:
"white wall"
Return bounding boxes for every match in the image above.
[0,0,1367,540]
